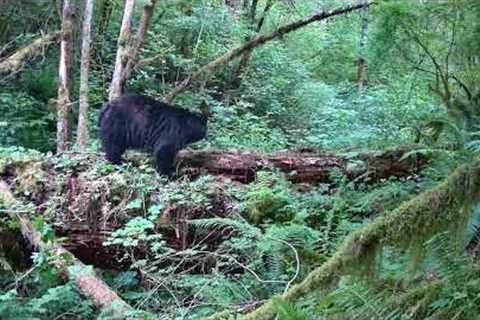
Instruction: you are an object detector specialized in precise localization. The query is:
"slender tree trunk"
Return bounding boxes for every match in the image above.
[225,0,243,20]
[109,0,135,101]
[230,0,261,89]
[123,0,156,83]
[56,0,74,153]
[76,0,94,149]
[163,2,373,103]
[99,0,114,37]
[357,0,369,93]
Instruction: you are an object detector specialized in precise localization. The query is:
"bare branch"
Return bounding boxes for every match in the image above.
[163,1,374,103]
[135,46,174,69]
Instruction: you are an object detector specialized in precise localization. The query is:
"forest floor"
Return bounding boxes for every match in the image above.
[0,145,470,319]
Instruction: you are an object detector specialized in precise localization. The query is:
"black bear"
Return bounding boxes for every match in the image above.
[98,93,208,175]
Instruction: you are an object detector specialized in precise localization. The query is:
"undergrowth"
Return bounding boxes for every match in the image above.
[0,148,477,320]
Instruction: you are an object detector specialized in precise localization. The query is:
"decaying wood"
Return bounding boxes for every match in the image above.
[163,1,373,102]
[0,180,137,318]
[0,32,61,74]
[177,147,428,184]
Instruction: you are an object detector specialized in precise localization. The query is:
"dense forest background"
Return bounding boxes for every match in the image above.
[1,0,480,319]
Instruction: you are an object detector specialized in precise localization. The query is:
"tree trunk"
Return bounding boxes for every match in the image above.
[177,147,428,184]
[163,1,373,103]
[0,180,136,318]
[109,0,135,101]
[56,0,74,153]
[357,0,369,93]
[0,32,61,74]
[123,0,156,83]
[76,0,94,149]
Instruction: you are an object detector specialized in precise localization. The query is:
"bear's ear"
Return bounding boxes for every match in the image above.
[199,100,212,118]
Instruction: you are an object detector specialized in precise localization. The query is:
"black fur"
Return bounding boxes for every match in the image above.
[98,93,207,175]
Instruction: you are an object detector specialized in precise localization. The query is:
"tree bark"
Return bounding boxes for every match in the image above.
[76,0,94,149]
[123,0,157,84]
[109,0,135,101]
[56,0,74,153]
[0,180,136,318]
[177,147,427,184]
[163,1,373,103]
[0,32,61,74]
[357,0,369,93]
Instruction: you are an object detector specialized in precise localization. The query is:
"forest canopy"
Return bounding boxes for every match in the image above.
[1,0,480,319]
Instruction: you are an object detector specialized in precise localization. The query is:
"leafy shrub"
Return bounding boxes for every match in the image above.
[0,92,55,152]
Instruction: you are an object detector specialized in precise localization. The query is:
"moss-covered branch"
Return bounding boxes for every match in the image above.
[239,159,480,320]
[0,32,61,74]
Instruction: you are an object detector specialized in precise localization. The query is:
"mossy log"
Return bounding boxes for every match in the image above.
[0,32,61,74]
[0,180,139,319]
[177,147,428,184]
[0,147,427,270]
[236,159,480,320]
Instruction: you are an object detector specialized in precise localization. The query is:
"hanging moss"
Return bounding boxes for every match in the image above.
[240,159,480,320]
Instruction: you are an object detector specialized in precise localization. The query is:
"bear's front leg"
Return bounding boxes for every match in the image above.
[104,143,125,165]
[154,143,177,176]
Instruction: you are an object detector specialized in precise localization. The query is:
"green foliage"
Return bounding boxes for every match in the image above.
[272,298,308,320]
[0,250,95,320]
[0,284,94,320]
[2,0,480,319]
[318,232,480,320]
[0,92,55,152]
[104,216,165,252]
[242,171,298,223]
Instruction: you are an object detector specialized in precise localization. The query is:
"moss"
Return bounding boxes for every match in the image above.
[241,159,480,320]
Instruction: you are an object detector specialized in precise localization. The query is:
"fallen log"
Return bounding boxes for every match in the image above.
[0,180,140,319]
[0,146,428,269]
[0,32,62,74]
[177,147,428,184]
